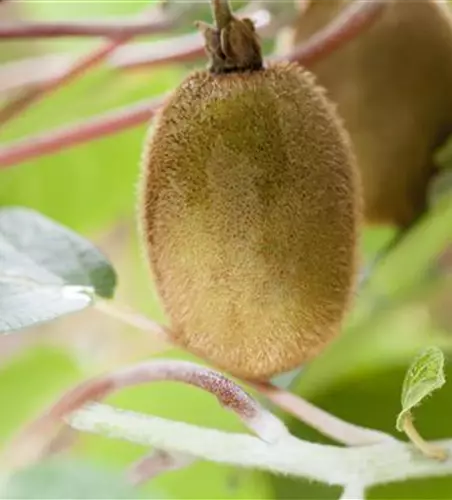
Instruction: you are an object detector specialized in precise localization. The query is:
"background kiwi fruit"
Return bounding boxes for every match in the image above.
[139,0,362,381]
[283,0,452,259]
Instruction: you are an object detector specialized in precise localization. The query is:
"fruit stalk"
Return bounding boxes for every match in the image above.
[196,0,263,73]
[211,0,233,30]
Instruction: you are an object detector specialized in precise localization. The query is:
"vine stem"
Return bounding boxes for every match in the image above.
[108,33,205,71]
[0,54,75,94]
[0,96,165,169]
[0,1,385,169]
[0,13,172,39]
[1,360,287,472]
[211,0,233,30]
[0,38,128,129]
[402,413,448,461]
[254,382,396,446]
[280,0,385,65]
[113,1,384,70]
[127,449,194,486]
[67,402,452,489]
[95,299,169,345]
[0,3,164,130]
[94,299,395,447]
[340,482,366,500]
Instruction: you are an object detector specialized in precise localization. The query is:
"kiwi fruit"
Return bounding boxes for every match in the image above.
[283,0,452,230]
[139,0,362,381]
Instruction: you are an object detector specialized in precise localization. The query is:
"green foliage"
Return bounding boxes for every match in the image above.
[0,207,116,334]
[0,346,81,442]
[1,1,452,498]
[0,459,146,499]
[396,346,446,432]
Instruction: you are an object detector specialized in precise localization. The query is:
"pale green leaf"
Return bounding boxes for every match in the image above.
[0,459,146,499]
[0,206,116,334]
[396,346,446,431]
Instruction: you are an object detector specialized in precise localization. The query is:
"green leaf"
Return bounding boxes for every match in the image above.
[0,459,146,499]
[0,206,116,334]
[0,346,81,442]
[396,346,446,431]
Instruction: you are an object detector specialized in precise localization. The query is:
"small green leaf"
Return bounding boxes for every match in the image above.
[396,346,446,431]
[0,206,117,334]
[0,459,146,499]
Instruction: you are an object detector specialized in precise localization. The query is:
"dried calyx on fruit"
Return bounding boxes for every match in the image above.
[284,0,452,261]
[139,0,362,381]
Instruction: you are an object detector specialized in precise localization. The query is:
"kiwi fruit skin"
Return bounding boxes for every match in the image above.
[286,0,452,228]
[139,60,361,381]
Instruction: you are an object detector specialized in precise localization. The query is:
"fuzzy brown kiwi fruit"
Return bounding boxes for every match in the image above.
[139,0,361,381]
[284,0,452,231]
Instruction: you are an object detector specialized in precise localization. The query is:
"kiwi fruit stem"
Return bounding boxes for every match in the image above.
[195,0,263,74]
[211,0,233,30]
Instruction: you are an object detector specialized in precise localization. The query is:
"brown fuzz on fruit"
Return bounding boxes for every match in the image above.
[284,0,452,230]
[139,0,362,380]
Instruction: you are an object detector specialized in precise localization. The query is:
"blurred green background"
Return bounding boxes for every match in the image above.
[1,1,452,498]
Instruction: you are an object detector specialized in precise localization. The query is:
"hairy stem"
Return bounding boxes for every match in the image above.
[67,402,452,489]
[340,482,365,500]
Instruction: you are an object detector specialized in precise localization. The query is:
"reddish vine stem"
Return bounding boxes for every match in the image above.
[0,4,167,130]
[111,1,384,70]
[0,97,164,168]
[253,382,396,446]
[0,38,128,129]
[0,1,385,168]
[127,449,194,485]
[0,44,121,124]
[108,33,205,71]
[108,6,271,70]
[2,360,286,471]
[0,54,75,94]
[278,0,386,65]
[0,14,172,39]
